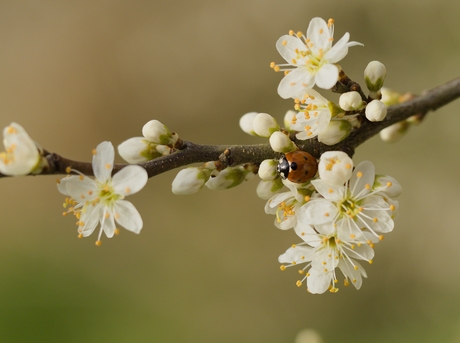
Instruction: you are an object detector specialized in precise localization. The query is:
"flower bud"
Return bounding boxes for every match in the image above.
[283,110,297,132]
[365,100,387,122]
[269,131,296,153]
[239,112,259,136]
[118,137,167,163]
[364,61,386,92]
[172,166,213,195]
[256,178,284,199]
[0,122,41,176]
[339,91,363,111]
[252,113,280,138]
[205,165,254,190]
[317,120,351,146]
[380,87,401,106]
[258,159,278,180]
[142,120,176,145]
[379,121,410,143]
[318,151,353,186]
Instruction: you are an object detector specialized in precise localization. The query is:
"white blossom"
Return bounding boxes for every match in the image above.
[297,161,399,244]
[142,120,178,145]
[58,141,148,245]
[290,89,332,140]
[272,17,363,98]
[279,221,373,293]
[317,120,351,146]
[269,131,296,153]
[239,112,259,136]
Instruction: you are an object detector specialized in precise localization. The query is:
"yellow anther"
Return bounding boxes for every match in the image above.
[379,235,384,241]
[125,187,131,194]
[79,175,84,181]
[373,217,378,223]
[365,184,370,189]
[369,260,373,264]
[114,228,120,235]
[95,240,102,247]
[105,163,111,169]
[292,261,297,265]
[356,171,363,178]
[298,270,304,275]
[328,18,334,26]
[345,163,351,169]
[288,30,295,36]
[62,212,67,216]
[387,181,392,187]
[344,279,350,286]
[329,287,339,293]
[270,62,275,68]
[296,280,303,287]
[296,31,302,38]
[274,66,280,72]
[280,265,286,271]
[78,233,83,239]
[350,234,355,239]
[324,212,329,217]
[56,179,61,184]
[291,244,296,248]
[328,188,334,193]
[390,205,396,211]
[65,166,71,174]
[291,58,297,64]
[304,195,310,202]
[352,279,357,283]
[354,265,359,270]
[319,28,323,34]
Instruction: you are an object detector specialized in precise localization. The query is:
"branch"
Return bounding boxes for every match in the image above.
[5,76,460,179]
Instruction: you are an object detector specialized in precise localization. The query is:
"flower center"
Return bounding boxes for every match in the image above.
[98,182,121,207]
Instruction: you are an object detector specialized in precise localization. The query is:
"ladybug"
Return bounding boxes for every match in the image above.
[277,151,318,183]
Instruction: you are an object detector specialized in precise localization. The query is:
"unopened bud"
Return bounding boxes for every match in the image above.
[317,120,351,146]
[258,159,278,180]
[339,91,363,111]
[364,61,386,92]
[239,112,259,136]
[365,100,387,122]
[256,178,284,199]
[205,165,254,190]
[172,166,213,195]
[118,137,167,163]
[142,120,176,145]
[379,121,410,143]
[269,131,296,153]
[252,113,280,138]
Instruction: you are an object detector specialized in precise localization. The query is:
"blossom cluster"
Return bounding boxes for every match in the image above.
[0,16,403,295]
[272,151,400,293]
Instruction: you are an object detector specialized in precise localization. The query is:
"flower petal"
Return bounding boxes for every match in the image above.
[112,165,148,196]
[277,68,314,99]
[113,200,143,234]
[297,198,338,225]
[307,268,331,294]
[93,141,114,183]
[275,35,306,65]
[315,63,339,89]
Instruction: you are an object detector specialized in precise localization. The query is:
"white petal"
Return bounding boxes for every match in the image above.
[276,35,306,64]
[307,268,331,294]
[62,175,98,200]
[101,208,116,238]
[326,33,363,63]
[113,200,143,234]
[311,179,344,201]
[112,165,148,196]
[349,161,375,199]
[93,141,114,183]
[315,63,339,89]
[79,203,102,237]
[306,18,331,52]
[297,199,337,225]
[294,222,320,246]
[277,68,314,99]
[278,245,314,264]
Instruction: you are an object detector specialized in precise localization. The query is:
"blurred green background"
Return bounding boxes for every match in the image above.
[1,0,460,342]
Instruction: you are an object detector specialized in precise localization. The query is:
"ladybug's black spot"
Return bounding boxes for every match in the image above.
[290,162,298,170]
